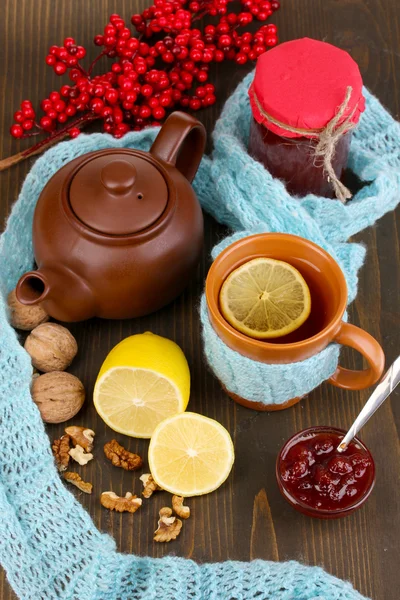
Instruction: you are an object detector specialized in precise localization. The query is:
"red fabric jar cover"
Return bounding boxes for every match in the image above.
[249,38,365,139]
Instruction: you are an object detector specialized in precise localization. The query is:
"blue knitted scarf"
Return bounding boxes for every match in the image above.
[199,75,400,406]
[1,72,399,599]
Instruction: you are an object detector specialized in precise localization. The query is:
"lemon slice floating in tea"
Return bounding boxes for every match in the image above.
[219,257,311,339]
[148,412,234,496]
[93,332,190,438]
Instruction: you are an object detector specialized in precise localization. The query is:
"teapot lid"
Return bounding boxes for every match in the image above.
[69,152,168,235]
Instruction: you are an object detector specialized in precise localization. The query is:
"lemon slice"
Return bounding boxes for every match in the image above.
[220,257,311,339]
[148,412,235,496]
[94,332,190,438]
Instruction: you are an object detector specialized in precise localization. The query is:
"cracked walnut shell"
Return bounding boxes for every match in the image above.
[64,472,92,494]
[104,439,143,471]
[24,322,78,372]
[52,434,71,472]
[7,289,49,331]
[154,507,182,542]
[100,491,142,513]
[65,426,95,452]
[32,372,85,423]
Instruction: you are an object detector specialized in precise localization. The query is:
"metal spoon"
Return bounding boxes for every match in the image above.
[337,356,400,453]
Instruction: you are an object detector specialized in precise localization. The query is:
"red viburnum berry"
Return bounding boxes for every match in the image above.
[9,2,279,144]
[69,127,81,138]
[10,124,24,138]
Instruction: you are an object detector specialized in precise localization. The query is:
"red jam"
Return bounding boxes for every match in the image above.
[248,39,365,199]
[248,119,352,198]
[276,427,375,518]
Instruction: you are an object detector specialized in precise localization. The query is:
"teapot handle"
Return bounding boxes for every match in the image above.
[150,111,206,183]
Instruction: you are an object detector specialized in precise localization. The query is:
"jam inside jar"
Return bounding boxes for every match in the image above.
[276,426,375,518]
[248,38,365,200]
[248,118,352,198]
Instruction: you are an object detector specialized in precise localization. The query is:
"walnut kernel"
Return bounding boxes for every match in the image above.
[32,371,85,423]
[65,426,95,452]
[100,491,142,513]
[7,289,49,331]
[52,434,71,472]
[69,444,93,466]
[172,495,190,519]
[64,472,93,494]
[24,322,78,372]
[154,507,182,542]
[104,439,143,471]
[140,473,162,498]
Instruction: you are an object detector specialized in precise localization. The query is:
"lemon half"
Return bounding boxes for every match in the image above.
[94,332,190,438]
[148,412,235,496]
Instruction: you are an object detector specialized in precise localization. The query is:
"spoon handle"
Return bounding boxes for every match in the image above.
[338,356,400,452]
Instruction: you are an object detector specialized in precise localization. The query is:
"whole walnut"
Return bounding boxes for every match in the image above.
[7,289,49,331]
[24,322,78,372]
[32,371,85,423]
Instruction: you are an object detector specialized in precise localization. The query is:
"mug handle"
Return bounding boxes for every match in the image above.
[328,322,385,390]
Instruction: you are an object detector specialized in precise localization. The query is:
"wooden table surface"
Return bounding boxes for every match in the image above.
[1,1,399,599]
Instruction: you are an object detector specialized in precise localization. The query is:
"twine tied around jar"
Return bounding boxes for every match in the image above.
[252,86,357,203]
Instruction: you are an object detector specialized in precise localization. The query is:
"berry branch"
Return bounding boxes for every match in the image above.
[1,0,279,172]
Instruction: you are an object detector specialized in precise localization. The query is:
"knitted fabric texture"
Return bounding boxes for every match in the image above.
[1,72,398,599]
[198,74,400,405]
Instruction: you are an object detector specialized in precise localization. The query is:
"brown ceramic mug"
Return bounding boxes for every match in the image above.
[205,233,385,410]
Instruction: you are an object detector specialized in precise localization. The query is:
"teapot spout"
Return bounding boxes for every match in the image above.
[17,267,96,322]
[16,270,50,306]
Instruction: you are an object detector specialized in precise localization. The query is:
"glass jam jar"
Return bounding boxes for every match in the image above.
[276,426,375,519]
[248,38,365,200]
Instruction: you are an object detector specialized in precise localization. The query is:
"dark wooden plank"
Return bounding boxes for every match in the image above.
[0,1,399,599]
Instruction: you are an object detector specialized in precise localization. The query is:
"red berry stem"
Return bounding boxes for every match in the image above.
[0,113,98,172]
[87,49,109,76]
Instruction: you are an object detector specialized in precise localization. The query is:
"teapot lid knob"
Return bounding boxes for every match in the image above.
[68,150,168,235]
[101,160,136,194]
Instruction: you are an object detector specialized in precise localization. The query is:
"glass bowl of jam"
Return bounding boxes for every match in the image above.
[276,426,375,519]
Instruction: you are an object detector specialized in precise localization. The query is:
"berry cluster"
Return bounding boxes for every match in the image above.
[10,101,36,139]
[10,1,279,144]
[45,38,87,75]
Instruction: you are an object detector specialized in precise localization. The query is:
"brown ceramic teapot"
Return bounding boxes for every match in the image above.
[16,112,206,322]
